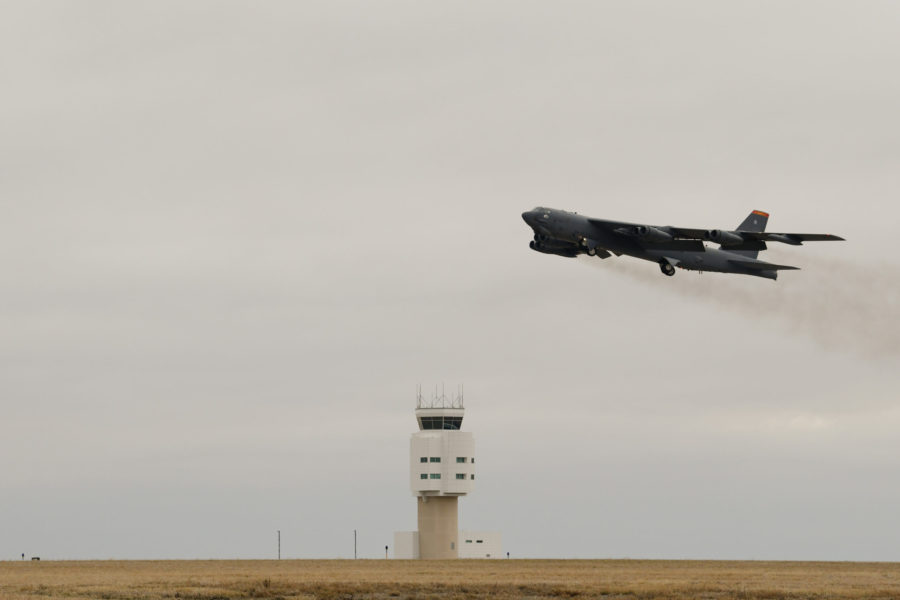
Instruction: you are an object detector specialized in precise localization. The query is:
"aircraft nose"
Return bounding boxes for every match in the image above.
[521,211,533,224]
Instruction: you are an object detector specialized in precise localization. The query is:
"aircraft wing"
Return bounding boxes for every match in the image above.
[644,239,706,251]
[728,259,800,271]
[668,228,843,244]
[586,217,642,232]
[589,218,844,245]
[587,218,705,251]
[587,218,702,235]
[740,232,845,245]
[668,227,708,239]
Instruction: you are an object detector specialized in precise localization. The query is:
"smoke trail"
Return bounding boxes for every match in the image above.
[579,253,900,357]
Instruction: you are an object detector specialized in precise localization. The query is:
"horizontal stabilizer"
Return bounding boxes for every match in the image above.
[728,259,799,271]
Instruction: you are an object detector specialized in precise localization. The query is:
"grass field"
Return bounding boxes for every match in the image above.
[1,559,899,600]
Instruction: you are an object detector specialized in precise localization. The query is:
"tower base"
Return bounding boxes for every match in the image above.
[417,496,458,559]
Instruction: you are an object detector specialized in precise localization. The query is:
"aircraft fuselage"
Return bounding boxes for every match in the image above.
[522,207,782,279]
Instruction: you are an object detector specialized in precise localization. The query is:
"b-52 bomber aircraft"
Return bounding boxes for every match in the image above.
[522,207,843,280]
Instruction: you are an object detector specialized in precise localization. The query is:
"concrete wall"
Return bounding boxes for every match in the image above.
[417,496,458,559]
[393,531,419,559]
[393,529,502,559]
[459,531,503,559]
[410,430,475,496]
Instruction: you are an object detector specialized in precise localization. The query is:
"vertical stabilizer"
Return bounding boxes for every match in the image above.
[730,210,769,258]
[737,210,769,233]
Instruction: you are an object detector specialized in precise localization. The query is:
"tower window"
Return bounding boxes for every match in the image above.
[471,458,475,464]
[470,474,475,480]
[419,416,463,430]
[429,457,440,463]
[476,540,483,543]
[465,539,473,544]
[429,473,441,479]
[456,457,466,463]
[420,457,427,463]
[420,474,427,479]
[455,473,466,480]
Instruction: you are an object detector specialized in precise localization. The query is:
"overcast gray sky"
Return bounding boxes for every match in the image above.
[2,1,899,561]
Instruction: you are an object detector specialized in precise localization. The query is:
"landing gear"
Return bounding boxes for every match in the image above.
[659,261,676,276]
[580,236,598,257]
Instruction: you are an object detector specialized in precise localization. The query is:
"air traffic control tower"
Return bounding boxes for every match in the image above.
[394,388,501,559]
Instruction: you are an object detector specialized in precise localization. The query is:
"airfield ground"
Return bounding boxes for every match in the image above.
[1,559,899,599]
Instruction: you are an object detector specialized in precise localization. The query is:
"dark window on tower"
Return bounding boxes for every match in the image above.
[419,416,463,430]
[420,457,427,463]
[456,457,466,463]
[455,473,466,480]
[420,473,427,479]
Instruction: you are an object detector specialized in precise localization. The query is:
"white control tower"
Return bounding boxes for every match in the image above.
[410,387,474,559]
[394,386,499,559]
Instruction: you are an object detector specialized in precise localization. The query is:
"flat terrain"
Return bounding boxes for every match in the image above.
[1,559,899,600]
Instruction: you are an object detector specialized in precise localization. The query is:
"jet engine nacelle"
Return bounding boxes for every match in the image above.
[630,225,673,243]
[705,229,745,246]
[530,241,578,258]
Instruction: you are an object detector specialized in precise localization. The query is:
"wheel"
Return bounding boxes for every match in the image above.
[659,261,676,276]
[586,248,597,256]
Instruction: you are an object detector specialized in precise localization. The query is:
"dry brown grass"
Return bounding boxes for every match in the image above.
[1,559,899,600]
